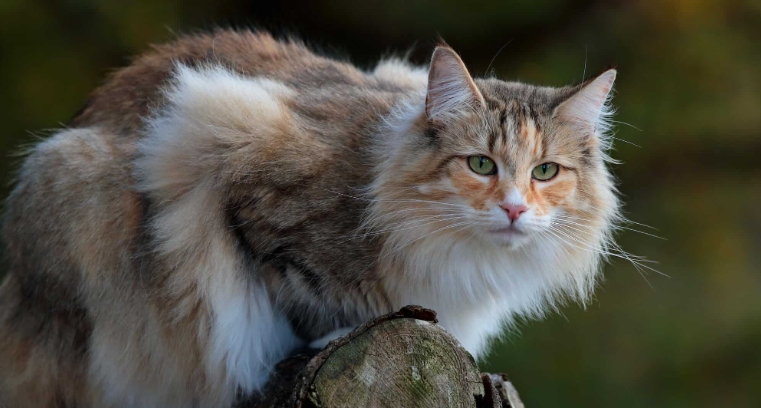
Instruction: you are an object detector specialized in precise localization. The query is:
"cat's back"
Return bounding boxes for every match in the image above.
[72,29,423,134]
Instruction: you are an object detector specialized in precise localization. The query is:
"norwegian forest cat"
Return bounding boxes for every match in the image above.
[0,30,620,407]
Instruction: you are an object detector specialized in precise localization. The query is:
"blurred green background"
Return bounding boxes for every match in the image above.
[1,0,759,406]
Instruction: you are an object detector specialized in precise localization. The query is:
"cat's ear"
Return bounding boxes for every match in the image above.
[426,46,484,122]
[556,69,616,135]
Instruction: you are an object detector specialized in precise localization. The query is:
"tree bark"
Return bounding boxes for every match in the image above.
[238,306,524,408]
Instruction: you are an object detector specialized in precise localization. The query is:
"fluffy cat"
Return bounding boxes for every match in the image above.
[0,30,620,407]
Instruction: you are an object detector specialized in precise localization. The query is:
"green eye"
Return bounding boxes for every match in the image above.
[532,163,559,181]
[468,156,497,175]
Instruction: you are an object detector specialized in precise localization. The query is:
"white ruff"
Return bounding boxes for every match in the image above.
[381,229,598,359]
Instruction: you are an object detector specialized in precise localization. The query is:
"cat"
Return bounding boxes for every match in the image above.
[0,29,620,407]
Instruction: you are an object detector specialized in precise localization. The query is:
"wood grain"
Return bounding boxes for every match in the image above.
[240,306,524,408]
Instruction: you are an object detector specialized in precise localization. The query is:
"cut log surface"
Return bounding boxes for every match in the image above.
[240,306,524,408]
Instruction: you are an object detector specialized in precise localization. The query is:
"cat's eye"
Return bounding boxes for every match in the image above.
[468,156,497,175]
[532,163,559,181]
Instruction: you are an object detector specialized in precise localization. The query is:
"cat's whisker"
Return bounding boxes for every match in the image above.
[543,228,655,287]
[550,217,598,230]
[610,120,643,132]
[551,215,600,226]
[547,225,666,279]
[392,220,476,249]
[622,220,660,231]
[557,213,665,241]
[612,225,667,240]
[552,225,654,265]
[572,203,661,231]
[552,213,665,241]
[551,222,597,237]
[551,214,600,223]
[550,223,649,262]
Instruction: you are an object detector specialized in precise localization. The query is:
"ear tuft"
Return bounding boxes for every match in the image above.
[425,47,484,122]
[556,69,617,137]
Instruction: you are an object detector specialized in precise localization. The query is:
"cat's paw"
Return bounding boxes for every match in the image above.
[308,327,355,350]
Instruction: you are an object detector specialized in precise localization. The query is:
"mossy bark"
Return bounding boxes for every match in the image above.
[239,306,524,408]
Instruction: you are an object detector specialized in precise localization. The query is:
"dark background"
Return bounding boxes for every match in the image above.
[1,1,759,406]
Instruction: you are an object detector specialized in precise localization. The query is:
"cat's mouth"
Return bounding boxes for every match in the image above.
[489,226,526,237]
[488,225,530,248]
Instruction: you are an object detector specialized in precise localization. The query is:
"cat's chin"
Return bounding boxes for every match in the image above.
[487,227,531,249]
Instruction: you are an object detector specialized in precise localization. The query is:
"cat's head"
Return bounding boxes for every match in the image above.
[370,46,620,295]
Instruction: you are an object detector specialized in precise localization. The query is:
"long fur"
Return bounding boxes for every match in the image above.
[0,30,620,407]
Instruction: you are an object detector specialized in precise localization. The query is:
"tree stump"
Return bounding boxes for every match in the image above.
[240,306,524,408]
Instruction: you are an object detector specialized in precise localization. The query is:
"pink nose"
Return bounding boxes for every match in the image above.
[501,204,528,222]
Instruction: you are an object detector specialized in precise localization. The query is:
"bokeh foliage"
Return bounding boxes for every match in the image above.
[1,1,759,407]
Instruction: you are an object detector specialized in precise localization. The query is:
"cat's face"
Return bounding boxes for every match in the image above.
[417,101,589,249]
[373,47,618,255]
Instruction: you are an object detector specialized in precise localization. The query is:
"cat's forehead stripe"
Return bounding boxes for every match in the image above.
[478,86,550,161]
[482,100,544,174]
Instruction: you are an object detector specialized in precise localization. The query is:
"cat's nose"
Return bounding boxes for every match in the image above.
[500,203,528,222]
